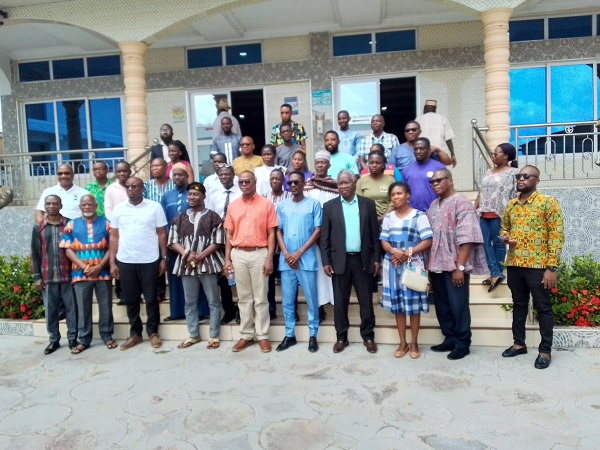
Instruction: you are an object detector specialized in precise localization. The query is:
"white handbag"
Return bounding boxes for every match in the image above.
[400,247,429,293]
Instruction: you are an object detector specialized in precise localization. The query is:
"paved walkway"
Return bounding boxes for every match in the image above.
[1,336,600,449]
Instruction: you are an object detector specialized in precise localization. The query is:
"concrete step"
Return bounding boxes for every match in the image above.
[33,315,540,348]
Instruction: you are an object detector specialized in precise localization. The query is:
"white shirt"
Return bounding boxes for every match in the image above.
[104,182,128,221]
[204,173,239,198]
[35,183,89,220]
[254,165,287,196]
[205,183,242,218]
[111,199,167,264]
[415,112,455,154]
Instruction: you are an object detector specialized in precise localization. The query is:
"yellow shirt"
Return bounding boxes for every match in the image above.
[232,155,263,176]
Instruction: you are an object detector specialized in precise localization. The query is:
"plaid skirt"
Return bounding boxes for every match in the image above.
[381,254,429,315]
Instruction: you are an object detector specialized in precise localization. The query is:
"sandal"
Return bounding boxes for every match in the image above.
[106,340,118,350]
[71,344,89,355]
[394,344,409,358]
[207,338,220,349]
[177,337,201,349]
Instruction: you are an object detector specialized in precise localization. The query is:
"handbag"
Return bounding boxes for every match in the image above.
[400,247,429,293]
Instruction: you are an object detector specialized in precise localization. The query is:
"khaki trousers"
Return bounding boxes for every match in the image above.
[231,247,270,340]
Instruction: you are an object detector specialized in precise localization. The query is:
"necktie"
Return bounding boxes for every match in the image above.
[223,190,231,218]
[177,192,183,213]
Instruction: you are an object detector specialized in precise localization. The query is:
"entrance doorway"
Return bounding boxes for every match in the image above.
[191,88,265,178]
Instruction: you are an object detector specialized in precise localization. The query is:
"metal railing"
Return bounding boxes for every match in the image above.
[472,120,600,188]
[471,119,492,190]
[0,148,128,206]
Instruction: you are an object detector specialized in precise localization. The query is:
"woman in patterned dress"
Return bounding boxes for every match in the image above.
[380,182,433,359]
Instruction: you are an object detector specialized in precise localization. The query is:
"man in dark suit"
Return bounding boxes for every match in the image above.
[150,124,174,161]
[321,170,381,354]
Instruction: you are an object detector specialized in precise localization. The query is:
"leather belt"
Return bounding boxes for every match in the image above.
[234,246,265,251]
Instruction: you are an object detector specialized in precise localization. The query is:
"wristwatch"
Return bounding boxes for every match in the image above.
[457,265,465,271]
[161,256,168,261]
[547,266,558,272]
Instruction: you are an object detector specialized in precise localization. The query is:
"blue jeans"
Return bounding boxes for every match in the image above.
[181,274,221,339]
[168,252,210,318]
[480,217,506,278]
[281,269,319,338]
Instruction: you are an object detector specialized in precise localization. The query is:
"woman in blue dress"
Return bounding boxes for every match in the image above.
[380,182,433,359]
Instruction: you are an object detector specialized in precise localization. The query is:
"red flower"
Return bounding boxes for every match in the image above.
[582,290,588,296]
[572,289,578,295]
[561,296,567,302]
[19,304,26,313]
[22,315,29,321]
[551,287,558,294]
[13,285,21,293]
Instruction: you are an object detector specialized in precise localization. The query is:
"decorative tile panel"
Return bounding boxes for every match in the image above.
[0,319,34,336]
[419,21,484,50]
[263,36,311,63]
[146,47,186,74]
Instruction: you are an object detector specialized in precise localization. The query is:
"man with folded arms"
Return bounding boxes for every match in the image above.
[223,171,278,353]
[109,177,168,350]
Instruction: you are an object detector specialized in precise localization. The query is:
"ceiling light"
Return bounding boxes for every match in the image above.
[239,114,245,119]
[381,106,388,111]
[239,52,247,56]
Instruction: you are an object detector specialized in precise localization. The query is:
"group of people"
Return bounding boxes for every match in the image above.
[30,100,565,369]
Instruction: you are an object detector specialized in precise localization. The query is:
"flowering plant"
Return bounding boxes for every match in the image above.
[0,256,45,321]
[551,254,600,327]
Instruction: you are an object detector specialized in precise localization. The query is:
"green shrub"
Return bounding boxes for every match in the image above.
[551,254,600,327]
[0,256,45,320]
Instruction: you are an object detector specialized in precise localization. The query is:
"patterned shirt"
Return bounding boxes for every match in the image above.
[144,179,175,204]
[356,132,400,161]
[85,179,113,217]
[501,191,564,269]
[161,187,189,233]
[212,133,241,164]
[59,216,111,283]
[232,155,263,176]
[426,193,488,274]
[477,168,518,217]
[270,120,307,147]
[168,208,226,276]
[338,129,362,157]
[30,217,71,284]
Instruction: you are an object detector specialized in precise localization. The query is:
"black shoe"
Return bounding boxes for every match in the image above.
[68,339,77,350]
[447,348,470,360]
[534,353,551,369]
[431,342,454,352]
[221,313,236,324]
[308,336,319,353]
[44,342,60,355]
[276,336,297,352]
[502,345,527,357]
[235,308,241,325]
[270,311,277,320]
[116,300,125,306]
[488,275,506,293]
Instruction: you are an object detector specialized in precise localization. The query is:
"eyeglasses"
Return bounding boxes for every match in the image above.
[429,177,449,185]
[404,127,419,133]
[215,162,231,168]
[514,173,538,180]
[57,171,72,176]
[238,179,252,185]
[288,180,303,186]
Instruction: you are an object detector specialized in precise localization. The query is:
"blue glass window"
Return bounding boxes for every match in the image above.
[188,47,223,69]
[25,103,56,172]
[19,61,50,82]
[87,55,121,76]
[52,58,85,79]
[56,100,88,153]
[509,19,544,42]
[332,34,371,56]
[375,30,416,52]
[549,15,592,39]
[225,43,262,65]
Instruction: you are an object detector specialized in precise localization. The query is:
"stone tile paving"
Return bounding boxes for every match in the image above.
[1,336,600,449]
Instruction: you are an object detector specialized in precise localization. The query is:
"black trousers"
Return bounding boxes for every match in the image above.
[430,271,472,349]
[217,275,236,317]
[507,266,554,354]
[118,259,160,337]
[332,253,375,341]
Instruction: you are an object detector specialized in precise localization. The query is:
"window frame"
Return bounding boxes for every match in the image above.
[331,28,417,57]
[18,54,121,83]
[509,13,597,42]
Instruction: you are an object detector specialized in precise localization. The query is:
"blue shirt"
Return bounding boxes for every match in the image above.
[341,195,361,252]
[401,158,447,212]
[328,151,359,178]
[390,143,416,172]
[277,197,322,271]
[338,129,361,157]
[161,186,189,232]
